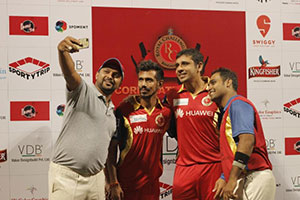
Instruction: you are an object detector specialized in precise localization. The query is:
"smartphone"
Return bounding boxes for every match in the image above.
[73,38,89,49]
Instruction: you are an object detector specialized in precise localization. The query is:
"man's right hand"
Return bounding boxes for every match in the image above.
[109,184,124,200]
[57,36,81,53]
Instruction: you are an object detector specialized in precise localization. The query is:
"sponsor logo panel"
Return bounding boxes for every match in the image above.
[9,133,52,175]
[9,57,50,80]
[285,137,300,155]
[9,16,48,36]
[10,101,49,121]
[283,23,300,41]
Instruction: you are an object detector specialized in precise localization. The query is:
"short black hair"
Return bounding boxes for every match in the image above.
[176,48,205,75]
[137,60,164,81]
[211,67,238,91]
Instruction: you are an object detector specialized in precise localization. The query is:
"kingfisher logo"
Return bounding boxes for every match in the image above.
[55,20,67,32]
[0,149,7,163]
[253,15,275,47]
[283,23,300,40]
[248,55,280,79]
[285,137,300,155]
[9,57,50,80]
[9,16,48,36]
[284,98,300,119]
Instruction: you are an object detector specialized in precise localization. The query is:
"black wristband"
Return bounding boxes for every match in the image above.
[234,151,250,165]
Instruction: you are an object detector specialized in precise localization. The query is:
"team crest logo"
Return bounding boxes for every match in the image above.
[202,95,213,106]
[22,105,36,118]
[154,29,187,69]
[155,113,165,127]
[20,20,35,33]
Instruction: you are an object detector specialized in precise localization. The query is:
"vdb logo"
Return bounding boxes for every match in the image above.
[283,23,300,40]
[0,149,7,163]
[248,55,280,79]
[9,57,50,80]
[285,137,300,155]
[10,101,50,121]
[284,98,300,119]
[9,16,48,36]
[18,145,43,157]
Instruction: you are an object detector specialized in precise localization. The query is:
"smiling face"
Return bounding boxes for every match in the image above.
[208,72,228,103]
[138,70,162,99]
[175,55,203,84]
[95,66,122,96]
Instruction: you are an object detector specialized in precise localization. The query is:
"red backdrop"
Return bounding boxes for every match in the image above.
[92,7,246,105]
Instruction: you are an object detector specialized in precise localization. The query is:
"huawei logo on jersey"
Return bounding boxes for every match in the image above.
[134,126,143,134]
[175,108,184,118]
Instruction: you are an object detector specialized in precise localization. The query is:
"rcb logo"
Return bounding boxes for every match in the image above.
[154,29,187,70]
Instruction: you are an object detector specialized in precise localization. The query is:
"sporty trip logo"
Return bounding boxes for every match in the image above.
[257,15,271,38]
[283,23,300,40]
[9,16,48,36]
[284,98,300,118]
[9,57,50,80]
[248,55,280,79]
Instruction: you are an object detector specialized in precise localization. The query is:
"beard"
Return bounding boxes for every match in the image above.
[99,78,116,95]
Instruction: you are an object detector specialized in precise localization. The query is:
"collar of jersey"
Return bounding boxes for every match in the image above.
[132,95,164,115]
[177,76,210,94]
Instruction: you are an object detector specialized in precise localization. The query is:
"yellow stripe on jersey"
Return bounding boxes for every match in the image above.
[118,117,133,166]
[225,116,237,154]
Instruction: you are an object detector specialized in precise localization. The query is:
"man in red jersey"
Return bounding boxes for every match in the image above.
[164,48,224,200]
[106,60,171,200]
[208,67,275,200]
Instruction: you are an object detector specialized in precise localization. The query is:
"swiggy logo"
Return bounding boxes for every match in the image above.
[257,15,271,38]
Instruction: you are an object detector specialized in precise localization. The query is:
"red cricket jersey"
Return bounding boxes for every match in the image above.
[115,97,171,190]
[166,84,221,166]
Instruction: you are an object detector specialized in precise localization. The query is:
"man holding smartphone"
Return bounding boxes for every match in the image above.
[49,36,124,200]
